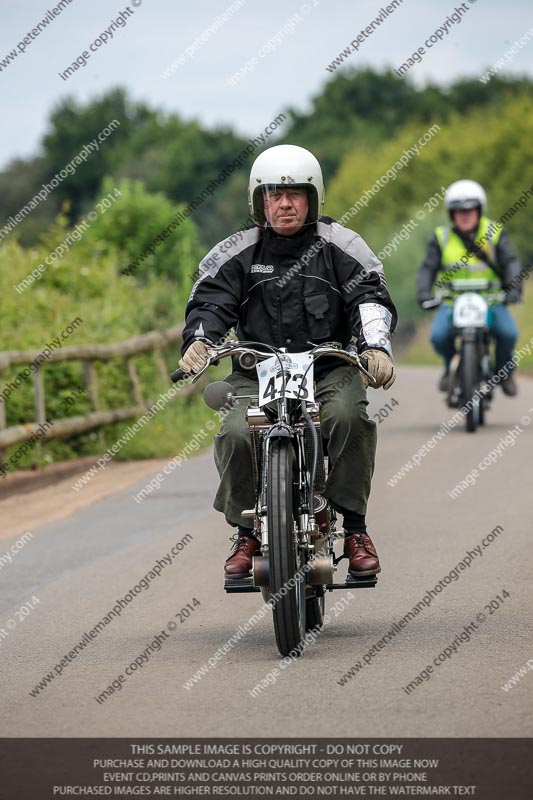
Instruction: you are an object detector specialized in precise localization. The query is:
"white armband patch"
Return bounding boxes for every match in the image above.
[359,303,393,360]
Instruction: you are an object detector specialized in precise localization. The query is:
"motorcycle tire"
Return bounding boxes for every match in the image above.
[462,340,480,433]
[267,438,306,657]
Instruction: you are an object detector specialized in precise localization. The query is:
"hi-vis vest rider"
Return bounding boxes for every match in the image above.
[435,216,502,285]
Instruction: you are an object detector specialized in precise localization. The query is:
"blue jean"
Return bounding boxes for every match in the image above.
[430,303,518,373]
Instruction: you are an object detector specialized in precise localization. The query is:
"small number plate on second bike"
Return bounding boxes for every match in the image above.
[256,351,314,406]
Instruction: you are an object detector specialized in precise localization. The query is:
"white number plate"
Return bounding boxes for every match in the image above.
[256,352,314,406]
[453,292,488,328]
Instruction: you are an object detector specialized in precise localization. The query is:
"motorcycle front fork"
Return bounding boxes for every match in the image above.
[254,437,338,562]
[449,333,491,404]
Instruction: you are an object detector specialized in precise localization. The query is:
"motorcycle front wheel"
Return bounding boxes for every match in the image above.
[462,340,481,433]
[267,438,306,657]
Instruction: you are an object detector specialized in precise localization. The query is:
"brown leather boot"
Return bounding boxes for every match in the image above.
[224,534,260,578]
[344,532,381,576]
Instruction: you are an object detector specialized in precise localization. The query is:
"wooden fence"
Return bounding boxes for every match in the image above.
[0,323,200,457]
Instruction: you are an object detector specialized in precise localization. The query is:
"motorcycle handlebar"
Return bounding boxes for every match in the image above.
[170,343,374,384]
[421,290,506,311]
[170,367,188,383]
[421,298,442,310]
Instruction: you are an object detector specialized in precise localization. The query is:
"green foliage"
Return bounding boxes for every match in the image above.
[42,88,143,219]
[511,283,533,371]
[326,94,533,321]
[80,177,203,295]
[281,69,533,180]
[0,180,205,472]
[2,71,531,251]
[41,88,248,231]
[282,69,421,179]
[0,156,59,246]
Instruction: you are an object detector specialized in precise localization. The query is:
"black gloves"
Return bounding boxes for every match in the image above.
[504,287,521,305]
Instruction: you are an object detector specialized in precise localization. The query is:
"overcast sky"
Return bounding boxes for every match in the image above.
[1,0,532,169]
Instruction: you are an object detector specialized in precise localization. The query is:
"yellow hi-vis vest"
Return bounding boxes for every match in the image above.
[435,216,502,286]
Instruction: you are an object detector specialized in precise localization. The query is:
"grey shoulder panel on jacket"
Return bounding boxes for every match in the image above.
[316,219,384,274]
[190,227,260,299]
[199,227,260,277]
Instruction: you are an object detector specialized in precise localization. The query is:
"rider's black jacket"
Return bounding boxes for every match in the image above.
[181,216,397,381]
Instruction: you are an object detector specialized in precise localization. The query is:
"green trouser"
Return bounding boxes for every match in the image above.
[213,365,377,529]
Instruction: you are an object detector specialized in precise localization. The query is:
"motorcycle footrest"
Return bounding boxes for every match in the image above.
[326,574,378,590]
[224,575,261,593]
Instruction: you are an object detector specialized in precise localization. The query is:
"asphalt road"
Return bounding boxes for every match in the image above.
[1,366,532,737]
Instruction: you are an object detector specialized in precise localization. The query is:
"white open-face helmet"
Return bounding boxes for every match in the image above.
[444,180,487,215]
[248,144,325,225]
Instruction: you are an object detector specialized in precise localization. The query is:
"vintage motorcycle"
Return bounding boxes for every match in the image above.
[171,340,376,657]
[422,279,505,433]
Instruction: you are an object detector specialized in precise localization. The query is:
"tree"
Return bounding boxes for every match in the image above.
[42,88,149,219]
[0,156,59,245]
